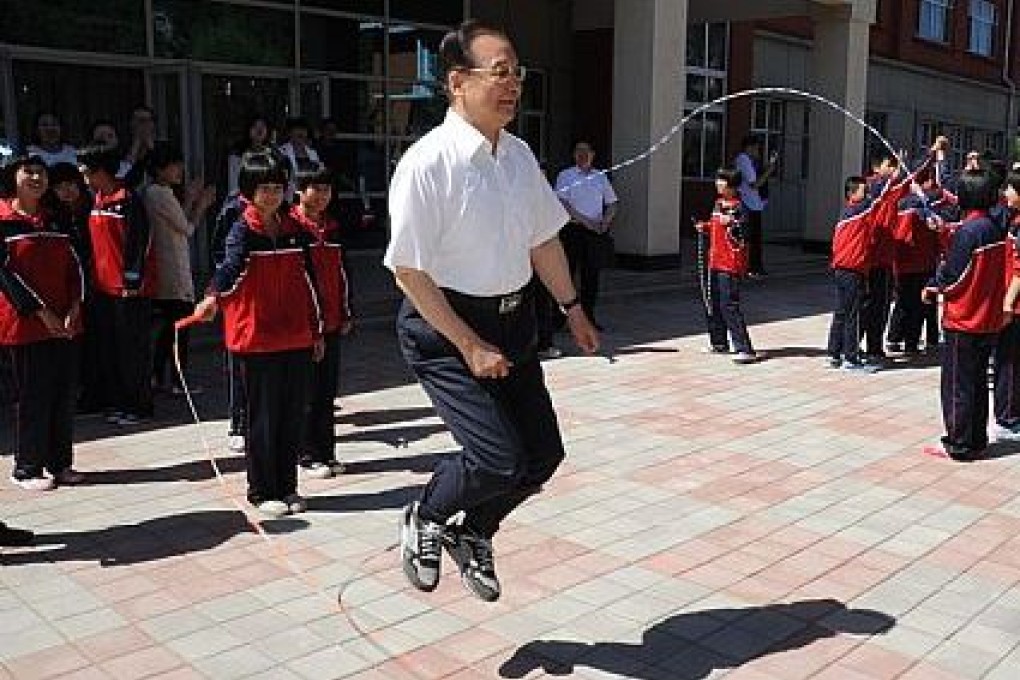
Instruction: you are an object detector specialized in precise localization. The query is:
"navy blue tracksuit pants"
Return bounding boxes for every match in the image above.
[827,268,864,363]
[397,288,566,539]
[994,320,1020,428]
[861,266,892,356]
[941,330,997,455]
[240,349,312,504]
[302,330,341,464]
[705,270,753,354]
[7,339,76,477]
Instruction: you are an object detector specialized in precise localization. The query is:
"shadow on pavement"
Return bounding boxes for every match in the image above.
[305,484,423,513]
[341,452,439,475]
[0,510,302,567]
[499,598,895,680]
[80,457,246,484]
[335,406,437,427]
[336,423,447,448]
[761,346,833,360]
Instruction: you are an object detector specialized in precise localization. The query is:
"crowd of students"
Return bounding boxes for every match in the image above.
[0,108,352,521]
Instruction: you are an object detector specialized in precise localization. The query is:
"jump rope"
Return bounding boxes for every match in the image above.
[169,86,923,668]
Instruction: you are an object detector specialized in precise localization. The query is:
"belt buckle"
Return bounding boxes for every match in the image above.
[499,292,522,315]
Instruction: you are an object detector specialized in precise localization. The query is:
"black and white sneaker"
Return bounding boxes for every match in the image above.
[398,502,443,592]
[445,529,501,602]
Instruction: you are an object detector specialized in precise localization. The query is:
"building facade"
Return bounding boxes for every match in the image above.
[1,0,1018,267]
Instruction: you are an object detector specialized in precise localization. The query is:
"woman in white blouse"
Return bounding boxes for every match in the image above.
[144,143,216,392]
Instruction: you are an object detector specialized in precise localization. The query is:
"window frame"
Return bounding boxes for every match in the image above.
[967,0,997,56]
[682,22,728,181]
[917,0,956,44]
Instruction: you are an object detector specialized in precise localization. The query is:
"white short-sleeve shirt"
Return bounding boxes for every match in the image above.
[384,109,568,296]
[554,166,618,225]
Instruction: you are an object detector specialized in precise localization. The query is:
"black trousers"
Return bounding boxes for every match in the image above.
[561,223,605,320]
[994,320,1020,427]
[941,330,997,454]
[240,349,313,503]
[827,269,864,363]
[533,279,562,351]
[7,339,76,476]
[746,210,764,275]
[861,266,892,356]
[76,295,104,411]
[302,331,340,464]
[397,289,566,539]
[92,293,153,416]
[704,270,753,353]
[888,272,936,350]
[152,298,193,387]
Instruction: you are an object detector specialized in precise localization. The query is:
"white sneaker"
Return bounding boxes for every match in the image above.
[732,352,760,365]
[55,468,85,485]
[301,462,334,479]
[11,475,55,491]
[227,434,245,452]
[283,494,307,514]
[328,459,346,475]
[256,500,290,518]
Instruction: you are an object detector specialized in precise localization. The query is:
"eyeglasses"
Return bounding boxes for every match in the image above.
[462,64,527,83]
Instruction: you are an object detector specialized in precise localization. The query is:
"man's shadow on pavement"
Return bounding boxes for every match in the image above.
[306,484,424,513]
[335,423,448,448]
[81,457,247,485]
[499,598,894,680]
[0,510,306,567]
[335,406,437,427]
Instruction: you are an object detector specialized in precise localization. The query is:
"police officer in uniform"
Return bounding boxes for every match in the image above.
[385,19,599,602]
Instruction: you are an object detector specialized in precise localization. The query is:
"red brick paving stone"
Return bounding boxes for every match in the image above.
[440,628,517,666]
[3,644,91,679]
[76,626,157,664]
[527,562,592,590]
[971,559,1020,586]
[146,668,205,680]
[836,642,916,677]
[809,663,884,680]
[751,636,860,679]
[44,668,110,680]
[896,661,965,680]
[684,563,747,590]
[381,646,466,680]
[99,646,187,680]
[726,575,798,603]
[90,575,161,604]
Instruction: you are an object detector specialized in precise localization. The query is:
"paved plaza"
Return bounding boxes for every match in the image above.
[2,267,1020,679]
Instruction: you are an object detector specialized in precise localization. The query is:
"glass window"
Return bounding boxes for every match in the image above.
[386,80,446,139]
[1,0,146,54]
[301,13,384,75]
[750,98,784,171]
[387,24,448,82]
[199,74,292,188]
[330,79,386,135]
[13,61,145,148]
[301,0,384,14]
[683,23,727,179]
[918,0,954,43]
[388,0,464,26]
[968,0,996,56]
[154,0,295,67]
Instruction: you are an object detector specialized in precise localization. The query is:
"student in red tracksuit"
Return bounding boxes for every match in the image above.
[888,172,941,356]
[78,145,155,426]
[860,153,899,362]
[695,168,757,364]
[827,170,912,373]
[290,162,352,479]
[994,172,1020,442]
[924,169,1008,461]
[195,150,324,517]
[0,156,84,490]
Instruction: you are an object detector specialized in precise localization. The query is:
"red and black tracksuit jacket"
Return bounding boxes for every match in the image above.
[934,210,1008,333]
[831,174,912,274]
[209,204,323,354]
[0,201,84,345]
[289,206,350,334]
[705,197,749,277]
[88,185,156,297]
[893,194,940,277]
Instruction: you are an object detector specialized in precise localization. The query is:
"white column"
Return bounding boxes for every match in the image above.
[804,2,874,243]
[611,0,687,260]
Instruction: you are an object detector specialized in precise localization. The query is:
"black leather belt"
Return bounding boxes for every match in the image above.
[443,287,528,316]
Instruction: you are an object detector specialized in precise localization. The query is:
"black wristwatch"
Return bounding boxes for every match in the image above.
[559,295,581,315]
